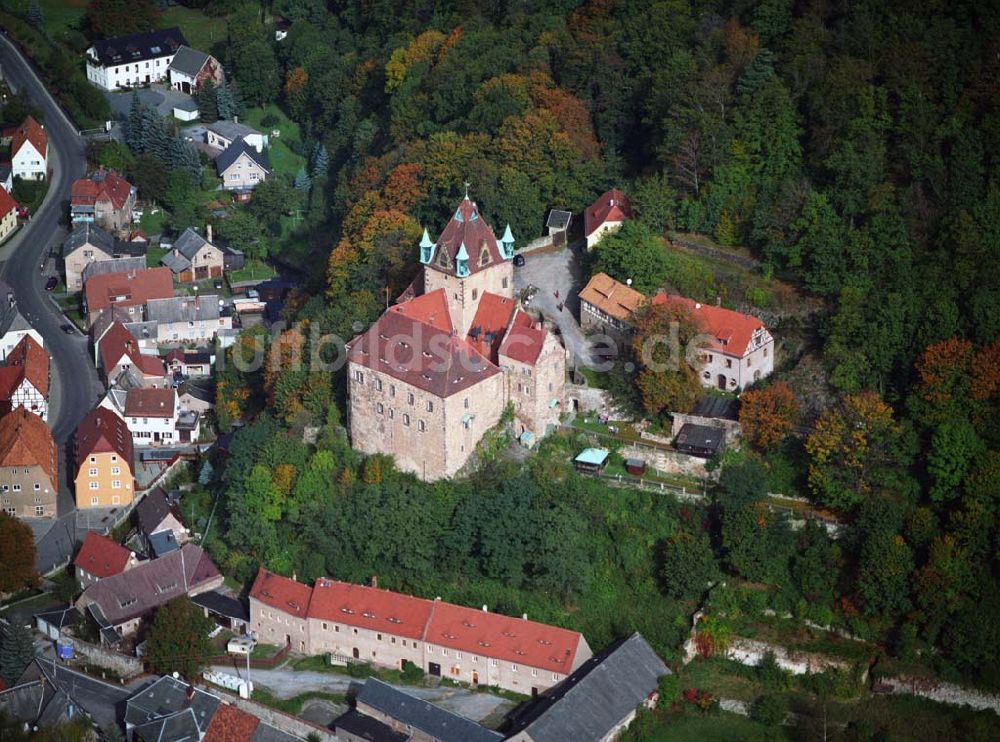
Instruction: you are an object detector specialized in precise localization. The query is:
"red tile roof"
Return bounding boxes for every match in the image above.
[425,600,583,675]
[429,198,507,277]
[467,292,516,363]
[84,267,173,314]
[0,406,57,487]
[308,578,434,641]
[389,288,453,333]
[76,407,133,472]
[124,387,175,418]
[584,189,632,238]
[0,335,49,402]
[74,532,132,579]
[578,272,646,322]
[651,294,768,357]
[99,322,164,378]
[250,568,313,620]
[71,171,134,211]
[11,116,47,159]
[203,702,260,742]
[0,185,17,217]
[499,310,547,366]
[348,290,499,398]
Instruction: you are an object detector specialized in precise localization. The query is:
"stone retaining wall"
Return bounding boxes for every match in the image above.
[71,637,143,679]
[213,686,340,740]
[881,676,1000,715]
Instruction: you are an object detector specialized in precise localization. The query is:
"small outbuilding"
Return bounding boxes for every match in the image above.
[624,458,647,476]
[674,423,724,458]
[573,447,610,473]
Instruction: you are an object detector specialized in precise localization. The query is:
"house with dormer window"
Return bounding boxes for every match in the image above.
[85,28,187,91]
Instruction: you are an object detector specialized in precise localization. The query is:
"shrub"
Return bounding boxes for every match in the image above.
[401,660,424,683]
[757,652,791,691]
[261,113,280,128]
[750,694,786,726]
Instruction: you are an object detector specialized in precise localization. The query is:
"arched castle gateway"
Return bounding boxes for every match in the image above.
[346,196,566,480]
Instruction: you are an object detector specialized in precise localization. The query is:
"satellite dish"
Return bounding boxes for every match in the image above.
[626,278,633,287]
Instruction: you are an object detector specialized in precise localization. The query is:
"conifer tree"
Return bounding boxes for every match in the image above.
[126,92,145,153]
[311,143,329,178]
[294,167,311,192]
[198,79,219,122]
[0,622,36,686]
[27,0,42,27]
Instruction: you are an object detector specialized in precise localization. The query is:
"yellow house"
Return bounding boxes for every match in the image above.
[74,407,134,509]
[0,186,18,243]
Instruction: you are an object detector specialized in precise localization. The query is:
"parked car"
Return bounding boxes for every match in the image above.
[60,324,75,334]
[16,205,29,219]
[44,276,58,291]
[513,253,526,267]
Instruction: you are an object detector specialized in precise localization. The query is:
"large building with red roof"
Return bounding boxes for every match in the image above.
[347,196,566,480]
[0,406,58,519]
[70,170,137,232]
[83,266,174,325]
[74,407,135,510]
[584,188,632,249]
[249,568,592,695]
[652,293,775,390]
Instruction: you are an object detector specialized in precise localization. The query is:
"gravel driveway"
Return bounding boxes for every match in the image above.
[211,665,516,723]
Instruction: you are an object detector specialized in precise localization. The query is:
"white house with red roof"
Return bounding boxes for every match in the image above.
[11,116,48,181]
[97,321,167,388]
[348,196,566,480]
[584,188,632,249]
[73,531,137,589]
[249,568,592,695]
[653,294,775,391]
[0,335,49,421]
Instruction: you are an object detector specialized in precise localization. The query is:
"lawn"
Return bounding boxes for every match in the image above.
[12,178,49,215]
[227,258,277,284]
[140,209,167,239]
[633,711,789,741]
[250,687,347,716]
[146,244,169,269]
[250,642,283,660]
[35,0,87,39]
[243,104,307,179]
[161,6,230,54]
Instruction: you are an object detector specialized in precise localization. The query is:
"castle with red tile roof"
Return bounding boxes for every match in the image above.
[249,567,592,694]
[347,197,566,480]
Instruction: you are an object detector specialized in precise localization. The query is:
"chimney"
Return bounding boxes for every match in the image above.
[522,613,528,620]
[716,295,721,306]
[371,575,378,589]
[482,604,488,612]
[206,224,213,243]
[233,115,238,124]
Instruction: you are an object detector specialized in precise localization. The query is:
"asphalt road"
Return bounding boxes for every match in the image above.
[0,34,104,570]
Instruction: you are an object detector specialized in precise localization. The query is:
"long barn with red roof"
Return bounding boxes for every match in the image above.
[249,568,592,694]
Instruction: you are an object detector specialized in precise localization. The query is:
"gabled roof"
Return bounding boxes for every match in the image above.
[79,543,220,626]
[173,226,215,260]
[84,267,174,313]
[308,577,435,641]
[578,272,645,323]
[206,120,260,143]
[74,532,132,579]
[124,674,219,737]
[0,301,32,337]
[546,209,572,231]
[63,222,115,258]
[215,139,270,175]
[506,633,668,742]
[191,590,249,622]
[98,321,165,378]
[249,568,313,621]
[584,188,631,238]
[124,387,175,418]
[0,184,17,216]
[426,197,508,278]
[499,310,548,366]
[690,395,739,421]
[356,679,503,742]
[466,292,516,363]
[134,488,184,537]
[167,45,211,76]
[0,334,49,397]
[70,171,134,211]
[0,406,56,487]
[333,709,408,742]
[82,256,148,283]
[76,407,133,471]
[0,681,73,729]
[651,294,768,357]
[11,116,47,159]
[204,702,260,742]
[347,289,499,398]
[89,28,187,67]
[146,295,222,323]
[674,422,723,456]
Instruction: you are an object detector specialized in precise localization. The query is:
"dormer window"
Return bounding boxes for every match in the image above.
[479,245,491,267]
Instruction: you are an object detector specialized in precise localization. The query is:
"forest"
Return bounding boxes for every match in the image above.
[67,0,999,733]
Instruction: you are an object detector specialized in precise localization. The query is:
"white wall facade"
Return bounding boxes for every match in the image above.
[12,141,46,180]
[86,52,175,91]
[698,328,774,391]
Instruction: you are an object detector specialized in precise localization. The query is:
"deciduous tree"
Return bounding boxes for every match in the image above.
[145,597,214,681]
[740,381,799,450]
[0,513,36,594]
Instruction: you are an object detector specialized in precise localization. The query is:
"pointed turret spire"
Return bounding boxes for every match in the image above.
[455,241,470,277]
[419,228,435,265]
[500,223,515,259]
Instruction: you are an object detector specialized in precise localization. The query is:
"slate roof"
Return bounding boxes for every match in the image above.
[333,708,408,742]
[149,529,179,557]
[191,590,250,622]
[206,120,260,143]
[584,188,631,238]
[690,395,739,421]
[34,606,80,632]
[63,222,115,258]
[74,532,132,579]
[146,295,222,323]
[125,674,219,737]
[357,679,503,742]
[0,301,32,337]
[89,28,187,67]
[505,633,669,742]
[0,681,73,728]
[546,209,572,231]
[578,272,645,323]
[674,423,723,456]
[78,543,220,626]
[347,288,499,398]
[173,226,214,260]
[0,405,57,487]
[215,139,270,175]
[425,197,508,278]
[167,45,211,77]
[82,256,148,284]
[134,487,185,537]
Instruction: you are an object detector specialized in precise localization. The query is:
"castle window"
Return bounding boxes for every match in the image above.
[390,385,396,397]
[426,400,433,412]
[403,414,410,426]
[479,246,491,267]
[407,392,414,405]
[502,277,508,289]
[375,378,383,391]
[354,370,364,383]
[472,289,478,301]
[376,403,384,414]
[418,420,426,432]
[464,397,470,409]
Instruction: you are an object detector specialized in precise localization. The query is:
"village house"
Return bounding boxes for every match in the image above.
[0,164,12,192]
[166,349,212,378]
[249,568,593,695]
[134,487,189,557]
[70,170,136,232]
[205,120,268,153]
[578,272,646,343]
[348,197,565,480]
[83,266,174,325]
[584,188,632,250]
[100,386,200,446]
[652,294,775,390]
[142,295,232,345]
[97,321,167,387]
[10,116,48,181]
[74,407,135,510]
[85,28,187,91]
[76,543,222,641]
[0,296,43,361]
[0,335,49,420]
[215,140,270,197]
[63,224,146,292]
[0,184,18,243]
[0,406,58,519]
[167,45,224,94]
[160,225,225,282]
[73,531,137,589]
[177,382,215,416]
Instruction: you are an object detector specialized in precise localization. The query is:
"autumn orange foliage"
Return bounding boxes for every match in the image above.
[740,381,800,450]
